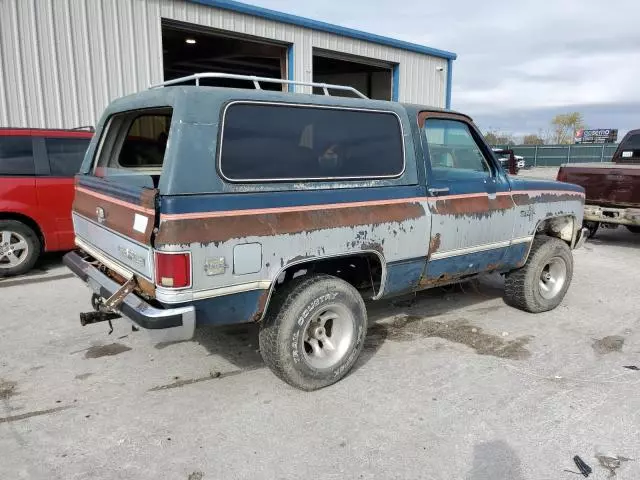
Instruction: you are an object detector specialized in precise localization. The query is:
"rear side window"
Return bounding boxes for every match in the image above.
[0,137,35,175]
[94,109,172,188]
[45,137,91,176]
[219,103,404,181]
[617,133,640,162]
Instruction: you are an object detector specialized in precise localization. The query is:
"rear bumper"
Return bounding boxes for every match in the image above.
[584,205,640,226]
[63,251,195,341]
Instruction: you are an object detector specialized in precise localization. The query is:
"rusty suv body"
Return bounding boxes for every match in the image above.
[64,79,587,389]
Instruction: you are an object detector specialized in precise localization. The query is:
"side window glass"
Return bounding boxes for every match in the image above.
[423,118,492,181]
[0,137,35,175]
[45,137,91,177]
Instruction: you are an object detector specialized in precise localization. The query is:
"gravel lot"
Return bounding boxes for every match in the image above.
[1,169,639,480]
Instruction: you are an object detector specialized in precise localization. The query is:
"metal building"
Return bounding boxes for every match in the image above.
[0,0,457,130]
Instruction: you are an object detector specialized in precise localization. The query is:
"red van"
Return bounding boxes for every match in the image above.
[0,128,93,276]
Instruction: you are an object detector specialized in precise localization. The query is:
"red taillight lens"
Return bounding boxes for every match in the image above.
[154,252,191,288]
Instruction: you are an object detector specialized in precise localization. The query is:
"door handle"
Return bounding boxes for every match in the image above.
[428,187,450,195]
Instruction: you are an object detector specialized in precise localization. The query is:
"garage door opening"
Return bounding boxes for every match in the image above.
[313,51,394,100]
[162,20,289,91]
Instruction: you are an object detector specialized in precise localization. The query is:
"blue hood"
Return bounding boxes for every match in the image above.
[509,177,585,194]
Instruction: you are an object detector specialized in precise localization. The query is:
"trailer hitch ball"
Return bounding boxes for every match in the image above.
[91,293,103,312]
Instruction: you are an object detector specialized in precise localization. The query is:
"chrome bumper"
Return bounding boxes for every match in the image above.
[584,205,640,226]
[63,251,196,342]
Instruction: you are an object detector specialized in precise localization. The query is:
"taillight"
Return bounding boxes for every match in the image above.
[154,252,191,288]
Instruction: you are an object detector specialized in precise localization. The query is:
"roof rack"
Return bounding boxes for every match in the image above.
[149,73,368,99]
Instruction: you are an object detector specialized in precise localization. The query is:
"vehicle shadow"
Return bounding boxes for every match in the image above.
[191,276,505,377]
[353,276,505,371]
[587,227,640,250]
[0,252,72,288]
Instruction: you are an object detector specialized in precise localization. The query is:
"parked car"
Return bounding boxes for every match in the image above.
[0,127,92,276]
[557,129,640,237]
[64,73,587,390]
[492,148,525,173]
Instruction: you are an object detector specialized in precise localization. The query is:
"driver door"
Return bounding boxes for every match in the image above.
[419,112,516,284]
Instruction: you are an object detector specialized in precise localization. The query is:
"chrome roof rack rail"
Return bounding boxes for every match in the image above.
[149,72,368,99]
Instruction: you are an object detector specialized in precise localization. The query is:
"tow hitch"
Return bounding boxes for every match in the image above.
[79,277,137,330]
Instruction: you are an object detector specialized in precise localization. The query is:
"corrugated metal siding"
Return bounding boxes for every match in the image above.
[0,0,448,129]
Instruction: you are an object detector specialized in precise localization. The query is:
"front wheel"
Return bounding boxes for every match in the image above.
[504,235,574,313]
[259,274,367,391]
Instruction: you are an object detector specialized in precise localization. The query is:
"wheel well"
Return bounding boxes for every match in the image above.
[535,215,575,245]
[273,253,384,299]
[0,212,45,248]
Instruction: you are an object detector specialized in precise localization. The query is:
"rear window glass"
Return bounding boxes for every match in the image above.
[46,137,91,176]
[0,137,35,175]
[620,134,640,150]
[94,110,172,188]
[219,103,404,181]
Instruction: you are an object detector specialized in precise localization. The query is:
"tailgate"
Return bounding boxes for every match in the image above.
[559,163,640,208]
[72,177,157,280]
[71,108,172,281]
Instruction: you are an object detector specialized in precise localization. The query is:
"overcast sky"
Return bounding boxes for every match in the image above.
[250,0,639,140]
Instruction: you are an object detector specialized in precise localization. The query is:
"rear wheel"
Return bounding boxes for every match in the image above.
[504,235,573,313]
[259,274,367,391]
[0,220,41,277]
[625,225,640,234]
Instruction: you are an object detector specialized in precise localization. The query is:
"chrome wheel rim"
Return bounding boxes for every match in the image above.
[0,230,29,270]
[302,304,355,370]
[538,257,567,300]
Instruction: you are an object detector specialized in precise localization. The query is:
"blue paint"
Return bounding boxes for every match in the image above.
[509,177,585,194]
[185,0,457,60]
[445,59,453,109]
[161,185,424,215]
[500,242,530,271]
[287,45,295,93]
[176,289,266,326]
[77,175,153,205]
[392,64,400,102]
[424,247,509,281]
[382,257,427,297]
[423,242,531,283]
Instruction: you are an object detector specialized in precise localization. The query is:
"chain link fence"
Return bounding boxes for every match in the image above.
[491,144,619,167]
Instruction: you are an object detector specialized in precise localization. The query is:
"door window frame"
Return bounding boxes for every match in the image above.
[417,111,500,184]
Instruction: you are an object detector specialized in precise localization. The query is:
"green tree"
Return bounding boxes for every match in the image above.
[550,112,585,144]
[522,134,545,145]
[483,130,514,146]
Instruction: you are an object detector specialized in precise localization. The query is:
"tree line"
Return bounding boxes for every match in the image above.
[484,112,586,146]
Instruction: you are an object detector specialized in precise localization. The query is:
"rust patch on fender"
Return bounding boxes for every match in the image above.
[418,272,459,289]
[429,194,513,217]
[156,201,425,246]
[512,192,584,207]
